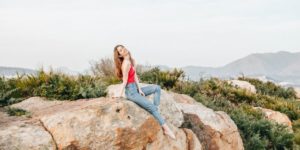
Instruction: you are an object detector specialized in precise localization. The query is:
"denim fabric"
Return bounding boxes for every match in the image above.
[125,82,165,126]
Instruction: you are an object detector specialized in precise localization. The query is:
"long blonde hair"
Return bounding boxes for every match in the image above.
[113,44,135,79]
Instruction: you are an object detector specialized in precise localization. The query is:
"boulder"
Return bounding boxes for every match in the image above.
[106,83,184,127]
[254,107,293,132]
[0,111,55,150]
[10,97,65,119]
[179,103,244,150]
[294,87,300,99]
[228,80,256,94]
[7,97,202,150]
[167,91,197,104]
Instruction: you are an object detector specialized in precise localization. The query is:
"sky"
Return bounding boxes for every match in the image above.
[0,0,300,72]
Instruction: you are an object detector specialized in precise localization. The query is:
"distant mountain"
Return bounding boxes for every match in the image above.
[2,51,300,87]
[0,66,36,77]
[220,51,300,76]
[0,66,81,77]
[155,51,300,87]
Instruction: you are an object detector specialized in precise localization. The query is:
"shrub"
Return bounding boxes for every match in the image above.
[139,67,184,90]
[4,106,31,117]
[238,77,297,99]
[196,78,300,121]
[171,78,298,149]
[90,57,115,77]
[172,80,200,97]
[231,109,293,150]
[0,69,108,106]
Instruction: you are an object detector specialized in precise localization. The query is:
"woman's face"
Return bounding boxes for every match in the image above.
[117,46,129,57]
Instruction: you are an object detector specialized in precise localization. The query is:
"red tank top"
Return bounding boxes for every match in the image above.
[127,64,135,84]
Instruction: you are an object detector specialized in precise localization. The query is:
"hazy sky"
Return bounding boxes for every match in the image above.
[1,0,300,72]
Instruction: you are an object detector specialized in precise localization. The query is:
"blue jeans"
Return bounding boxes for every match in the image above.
[125,82,166,126]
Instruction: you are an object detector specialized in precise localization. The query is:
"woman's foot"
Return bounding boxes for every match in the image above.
[162,123,176,140]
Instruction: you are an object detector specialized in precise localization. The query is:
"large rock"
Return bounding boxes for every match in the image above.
[0,110,55,150]
[228,80,256,94]
[179,103,244,150]
[8,97,202,150]
[10,97,65,119]
[167,91,197,104]
[106,83,184,127]
[294,87,300,99]
[254,107,293,132]
[146,128,202,150]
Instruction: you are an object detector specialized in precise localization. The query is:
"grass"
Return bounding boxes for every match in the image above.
[4,106,31,117]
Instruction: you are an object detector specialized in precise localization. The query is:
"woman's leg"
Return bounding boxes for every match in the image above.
[127,92,165,126]
[140,84,161,107]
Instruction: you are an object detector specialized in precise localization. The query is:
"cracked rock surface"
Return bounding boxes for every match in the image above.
[2,96,202,150]
[1,85,245,150]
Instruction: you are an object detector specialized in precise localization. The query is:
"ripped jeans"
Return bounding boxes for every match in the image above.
[125,82,166,126]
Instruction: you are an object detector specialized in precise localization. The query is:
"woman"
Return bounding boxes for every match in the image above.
[113,44,176,140]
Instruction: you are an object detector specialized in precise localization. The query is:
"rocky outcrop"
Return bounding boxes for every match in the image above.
[254,107,293,132]
[1,83,246,150]
[170,93,244,150]
[228,80,256,94]
[167,91,197,104]
[294,87,300,99]
[110,83,245,150]
[106,83,184,127]
[178,103,244,150]
[0,110,56,150]
[4,96,202,150]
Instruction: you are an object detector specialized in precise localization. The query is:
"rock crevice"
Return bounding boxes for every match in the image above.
[1,83,246,150]
[39,119,58,150]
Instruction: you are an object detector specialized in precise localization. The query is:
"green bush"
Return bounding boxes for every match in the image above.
[189,78,300,121]
[171,77,299,149]
[295,131,300,145]
[172,80,200,97]
[194,94,294,150]
[0,76,23,106]
[0,69,108,106]
[139,67,184,90]
[238,77,297,99]
[4,106,31,117]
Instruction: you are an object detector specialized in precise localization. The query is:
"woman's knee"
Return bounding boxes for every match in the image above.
[129,94,156,111]
[143,103,158,113]
[149,104,159,113]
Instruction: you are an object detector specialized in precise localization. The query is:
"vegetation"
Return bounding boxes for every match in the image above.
[194,93,295,150]
[171,78,300,149]
[238,77,297,99]
[138,67,299,149]
[1,58,300,149]
[4,106,31,117]
[89,58,186,89]
[138,67,185,90]
[0,69,107,106]
[89,57,120,85]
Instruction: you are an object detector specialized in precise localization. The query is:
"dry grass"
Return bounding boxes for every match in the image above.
[90,57,115,77]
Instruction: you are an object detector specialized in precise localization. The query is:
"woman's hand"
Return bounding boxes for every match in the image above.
[138,88,145,96]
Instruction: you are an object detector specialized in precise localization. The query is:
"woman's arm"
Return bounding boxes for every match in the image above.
[118,60,130,97]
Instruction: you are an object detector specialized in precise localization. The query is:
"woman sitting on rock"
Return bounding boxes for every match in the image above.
[112,44,176,140]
